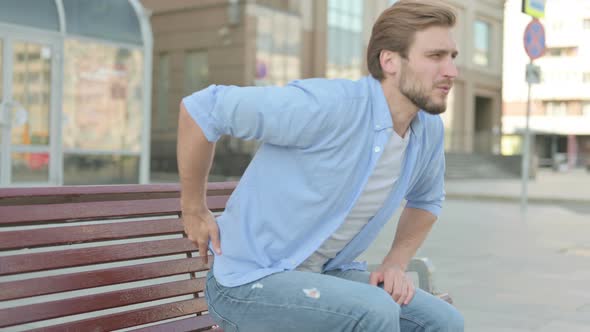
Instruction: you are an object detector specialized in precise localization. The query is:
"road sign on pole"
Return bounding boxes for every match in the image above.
[522,0,546,19]
[521,18,545,213]
[524,18,546,60]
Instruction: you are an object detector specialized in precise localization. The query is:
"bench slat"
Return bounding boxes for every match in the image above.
[0,256,211,301]
[0,218,184,250]
[0,181,237,200]
[0,238,198,276]
[26,298,209,332]
[0,195,230,226]
[0,278,205,327]
[130,315,219,332]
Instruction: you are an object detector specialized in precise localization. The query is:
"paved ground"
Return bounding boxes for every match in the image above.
[360,169,590,331]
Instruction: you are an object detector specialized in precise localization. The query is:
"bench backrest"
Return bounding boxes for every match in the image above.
[0,182,237,331]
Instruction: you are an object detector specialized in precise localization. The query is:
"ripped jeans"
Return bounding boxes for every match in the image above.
[205,268,463,331]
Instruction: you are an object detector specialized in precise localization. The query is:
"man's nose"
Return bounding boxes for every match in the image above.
[443,59,459,79]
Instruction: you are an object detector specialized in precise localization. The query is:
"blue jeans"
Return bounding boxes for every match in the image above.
[205,268,463,331]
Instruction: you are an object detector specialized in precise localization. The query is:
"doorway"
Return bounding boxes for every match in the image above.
[0,31,61,186]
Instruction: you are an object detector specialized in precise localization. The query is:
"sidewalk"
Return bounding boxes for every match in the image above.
[445,168,590,204]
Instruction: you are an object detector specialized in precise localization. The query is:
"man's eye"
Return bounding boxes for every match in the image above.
[430,54,442,58]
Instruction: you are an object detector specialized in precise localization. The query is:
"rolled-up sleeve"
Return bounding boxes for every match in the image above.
[181,81,329,147]
[405,120,446,217]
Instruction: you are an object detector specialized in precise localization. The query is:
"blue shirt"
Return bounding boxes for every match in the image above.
[182,75,446,287]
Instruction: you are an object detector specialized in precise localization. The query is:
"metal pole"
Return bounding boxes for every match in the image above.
[521,60,533,213]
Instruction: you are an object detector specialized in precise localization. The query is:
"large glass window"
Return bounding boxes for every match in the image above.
[473,20,491,67]
[62,39,143,184]
[0,0,59,31]
[327,0,363,79]
[156,53,170,130]
[255,7,301,86]
[184,50,208,95]
[63,0,142,45]
[11,42,52,147]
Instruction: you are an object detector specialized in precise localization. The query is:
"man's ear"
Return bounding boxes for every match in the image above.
[379,50,401,77]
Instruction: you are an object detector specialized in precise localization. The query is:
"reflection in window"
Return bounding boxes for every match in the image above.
[473,20,490,67]
[11,42,52,146]
[327,0,363,79]
[156,53,170,130]
[63,154,139,185]
[255,7,301,86]
[184,50,208,94]
[11,152,49,183]
[62,39,143,153]
[0,40,3,102]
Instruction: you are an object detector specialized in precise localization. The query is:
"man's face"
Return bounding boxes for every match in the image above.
[397,26,459,115]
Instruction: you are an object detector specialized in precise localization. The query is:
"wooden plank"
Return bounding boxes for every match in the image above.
[0,218,184,250]
[0,238,199,276]
[0,198,180,225]
[0,278,205,327]
[0,195,230,226]
[0,182,237,201]
[26,298,208,332]
[130,315,219,332]
[0,257,212,301]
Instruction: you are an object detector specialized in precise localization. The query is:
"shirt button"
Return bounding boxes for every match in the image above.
[375,124,381,130]
[374,146,381,153]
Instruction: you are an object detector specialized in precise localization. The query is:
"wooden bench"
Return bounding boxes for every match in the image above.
[0,182,450,331]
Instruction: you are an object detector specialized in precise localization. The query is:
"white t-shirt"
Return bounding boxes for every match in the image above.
[297,129,410,273]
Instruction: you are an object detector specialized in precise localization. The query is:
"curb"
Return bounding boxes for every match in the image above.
[445,193,590,205]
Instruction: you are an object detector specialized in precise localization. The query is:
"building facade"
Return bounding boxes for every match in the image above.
[142,0,505,180]
[503,0,590,169]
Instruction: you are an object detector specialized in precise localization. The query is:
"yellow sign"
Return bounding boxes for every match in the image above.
[522,0,546,18]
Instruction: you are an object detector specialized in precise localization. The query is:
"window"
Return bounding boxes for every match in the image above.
[545,102,567,116]
[255,7,301,86]
[583,72,590,83]
[184,51,208,95]
[156,53,170,129]
[583,102,590,117]
[327,0,363,79]
[473,20,491,67]
[546,47,577,57]
[584,19,590,30]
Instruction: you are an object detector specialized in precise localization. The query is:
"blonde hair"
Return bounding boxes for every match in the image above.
[367,0,456,80]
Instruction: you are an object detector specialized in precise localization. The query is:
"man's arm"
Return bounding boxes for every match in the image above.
[369,208,437,306]
[382,207,436,271]
[177,102,221,263]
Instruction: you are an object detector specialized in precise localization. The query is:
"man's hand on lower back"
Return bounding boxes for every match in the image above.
[182,209,222,264]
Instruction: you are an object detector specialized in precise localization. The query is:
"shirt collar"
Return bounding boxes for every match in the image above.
[367,75,424,139]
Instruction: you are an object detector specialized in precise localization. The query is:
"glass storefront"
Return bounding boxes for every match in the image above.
[61,39,143,184]
[0,0,152,186]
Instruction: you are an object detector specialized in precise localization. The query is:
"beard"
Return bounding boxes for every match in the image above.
[399,62,449,115]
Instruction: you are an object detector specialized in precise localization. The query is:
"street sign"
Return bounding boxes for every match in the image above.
[524,18,545,60]
[525,63,541,84]
[522,0,546,19]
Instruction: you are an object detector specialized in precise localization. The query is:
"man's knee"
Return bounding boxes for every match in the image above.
[446,308,464,331]
[432,304,464,332]
[357,289,400,330]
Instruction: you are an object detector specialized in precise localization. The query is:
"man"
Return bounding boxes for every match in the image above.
[178,0,463,330]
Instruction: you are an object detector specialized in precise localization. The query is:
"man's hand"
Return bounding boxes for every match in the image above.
[182,209,221,264]
[369,263,415,306]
